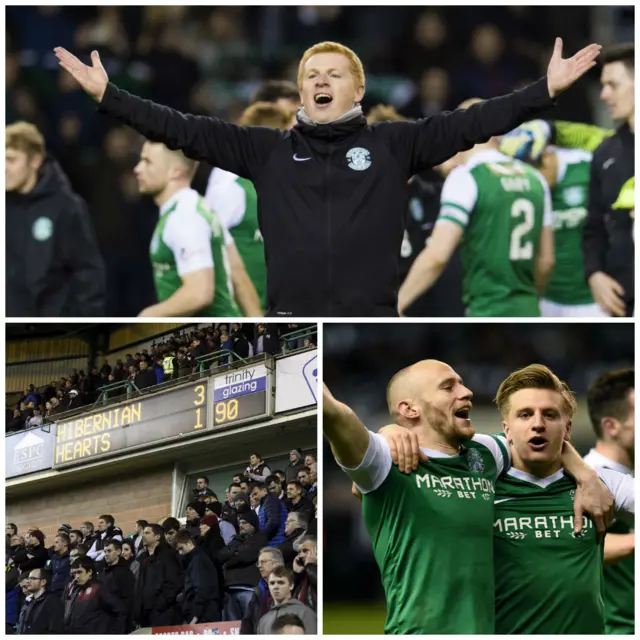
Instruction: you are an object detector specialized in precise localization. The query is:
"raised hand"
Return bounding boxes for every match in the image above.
[53,48,109,103]
[547,38,602,98]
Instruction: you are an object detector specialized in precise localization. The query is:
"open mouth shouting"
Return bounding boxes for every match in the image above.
[453,405,472,426]
[314,93,334,109]
[528,435,549,451]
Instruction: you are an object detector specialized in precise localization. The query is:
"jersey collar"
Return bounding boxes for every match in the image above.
[159,187,192,217]
[585,448,633,476]
[506,467,565,488]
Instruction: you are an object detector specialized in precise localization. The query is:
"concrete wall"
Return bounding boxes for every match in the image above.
[6,464,173,540]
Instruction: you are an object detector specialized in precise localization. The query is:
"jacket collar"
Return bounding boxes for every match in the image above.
[294,106,367,141]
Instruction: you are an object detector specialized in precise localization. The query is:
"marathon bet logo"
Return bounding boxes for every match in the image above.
[32,216,53,242]
[416,473,494,501]
[346,147,371,171]
[494,514,594,539]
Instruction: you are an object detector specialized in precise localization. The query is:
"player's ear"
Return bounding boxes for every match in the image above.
[502,421,511,443]
[563,420,572,441]
[397,400,419,421]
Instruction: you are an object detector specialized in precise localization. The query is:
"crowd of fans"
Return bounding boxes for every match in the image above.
[7,323,316,433]
[6,451,318,634]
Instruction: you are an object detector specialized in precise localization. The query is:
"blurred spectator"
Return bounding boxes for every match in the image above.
[86,515,123,570]
[285,449,306,483]
[277,512,310,566]
[134,524,183,627]
[254,484,288,547]
[68,530,83,550]
[131,520,148,555]
[192,475,216,500]
[17,568,65,634]
[161,518,181,549]
[245,453,271,484]
[174,530,222,623]
[297,468,317,501]
[185,502,205,540]
[101,539,135,633]
[64,556,126,634]
[135,359,156,390]
[5,121,106,317]
[19,530,47,573]
[218,510,267,621]
[256,566,316,634]
[197,514,226,563]
[80,522,98,550]
[292,536,317,612]
[285,482,314,523]
[49,533,71,597]
[240,547,285,634]
[272,613,307,634]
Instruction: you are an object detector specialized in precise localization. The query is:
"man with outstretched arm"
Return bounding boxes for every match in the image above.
[323,359,613,634]
[54,40,601,316]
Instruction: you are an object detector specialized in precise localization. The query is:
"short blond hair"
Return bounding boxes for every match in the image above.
[238,102,292,129]
[6,121,45,158]
[495,364,577,418]
[298,41,365,91]
[146,141,198,181]
[367,104,406,124]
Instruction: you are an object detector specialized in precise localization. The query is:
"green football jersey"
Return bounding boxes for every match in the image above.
[438,149,551,317]
[494,469,605,634]
[345,432,510,634]
[544,148,595,305]
[205,168,267,309]
[150,188,240,317]
[584,449,635,635]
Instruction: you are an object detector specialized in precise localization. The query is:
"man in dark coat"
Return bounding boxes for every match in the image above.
[134,524,184,627]
[5,122,106,317]
[185,501,206,540]
[19,530,48,573]
[17,568,64,634]
[218,510,267,620]
[64,556,127,634]
[100,539,135,633]
[174,530,222,623]
[49,533,71,597]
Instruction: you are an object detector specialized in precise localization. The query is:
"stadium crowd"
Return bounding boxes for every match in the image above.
[6,452,318,634]
[6,323,315,432]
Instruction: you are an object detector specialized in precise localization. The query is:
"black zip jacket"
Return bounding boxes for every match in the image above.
[218,531,267,588]
[582,123,634,314]
[100,557,136,633]
[64,577,126,634]
[134,545,184,626]
[98,79,555,316]
[181,546,221,623]
[17,590,65,634]
[6,157,106,317]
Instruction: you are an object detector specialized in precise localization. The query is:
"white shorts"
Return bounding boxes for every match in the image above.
[540,299,610,318]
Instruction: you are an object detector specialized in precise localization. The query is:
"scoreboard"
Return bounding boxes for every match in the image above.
[53,382,209,468]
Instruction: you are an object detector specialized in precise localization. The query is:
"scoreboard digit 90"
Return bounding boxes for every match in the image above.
[213,365,270,427]
[213,391,268,426]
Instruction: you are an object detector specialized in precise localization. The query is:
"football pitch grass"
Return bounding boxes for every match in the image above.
[323,603,387,634]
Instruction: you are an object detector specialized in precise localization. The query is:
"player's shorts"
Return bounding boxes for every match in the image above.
[540,299,609,318]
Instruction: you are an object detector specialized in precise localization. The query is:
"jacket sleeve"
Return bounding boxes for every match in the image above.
[99,583,127,634]
[46,597,66,634]
[217,539,238,566]
[385,77,556,177]
[233,534,265,565]
[118,568,136,620]
[98,83,284,181]
[155,552,184,612]
[583,146,609,280]
[190,560,218,620]
[58,194,106,317]
[262,496,279,539]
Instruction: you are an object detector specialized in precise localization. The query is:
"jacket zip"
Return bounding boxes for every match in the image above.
[327,139,333,316]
